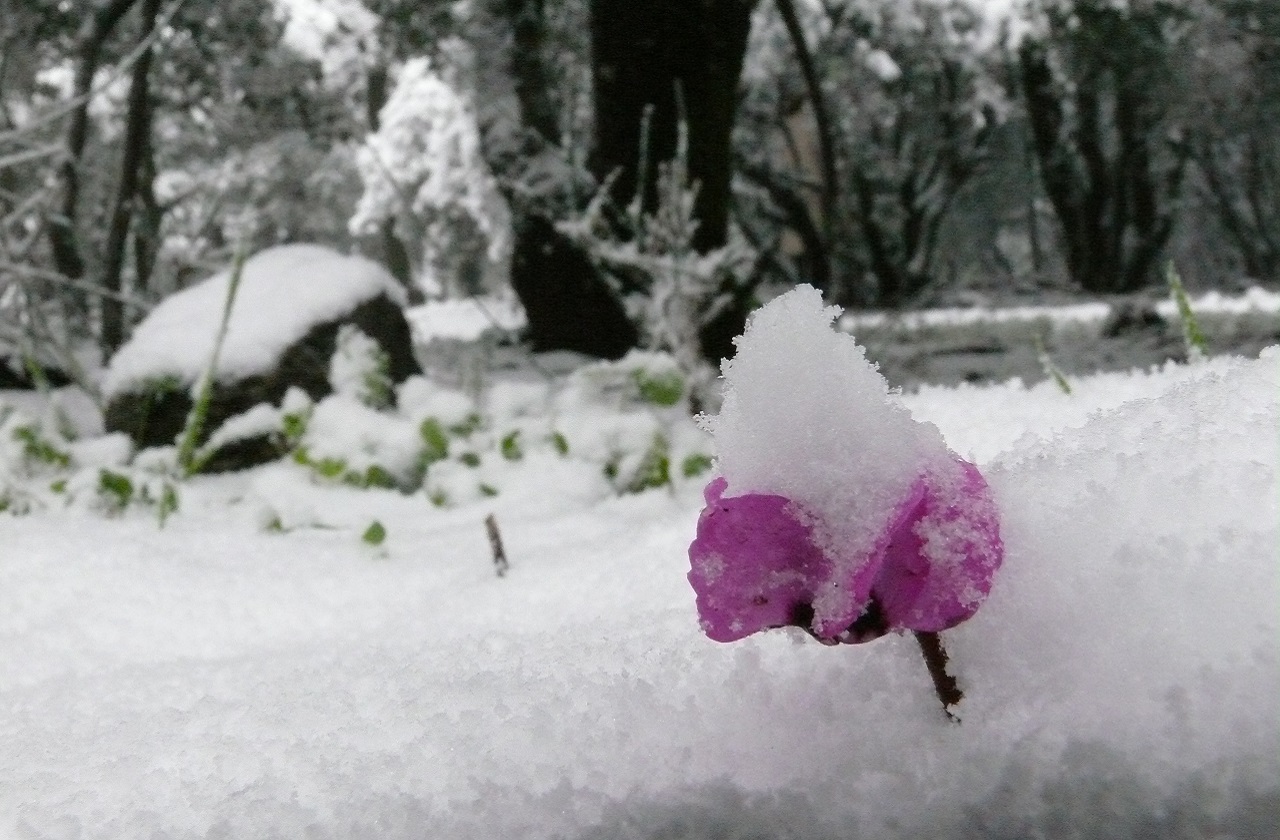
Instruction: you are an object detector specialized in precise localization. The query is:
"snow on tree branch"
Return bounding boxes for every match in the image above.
[349,54,511,298]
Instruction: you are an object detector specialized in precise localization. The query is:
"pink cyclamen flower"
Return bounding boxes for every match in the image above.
[688,458,1003,645]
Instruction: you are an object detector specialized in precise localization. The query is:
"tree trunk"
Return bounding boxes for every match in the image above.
[100,0,161,356]
[365,64,415,294]
[492,0,638,359]
[775,0,837,257]
[49,0,142,286]
[590,0,758,364]
[590,0,755,252]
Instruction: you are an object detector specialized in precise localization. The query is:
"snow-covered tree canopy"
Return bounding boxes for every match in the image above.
[349,53,512,298]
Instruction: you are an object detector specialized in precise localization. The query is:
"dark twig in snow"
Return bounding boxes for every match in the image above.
[485,514,510,578]
[915,630,963,722]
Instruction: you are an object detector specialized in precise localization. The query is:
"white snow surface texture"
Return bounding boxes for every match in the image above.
[103,244,405,396]
[4,323,1278,835]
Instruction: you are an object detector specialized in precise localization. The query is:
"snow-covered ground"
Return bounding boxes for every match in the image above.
[1,291,1277,837]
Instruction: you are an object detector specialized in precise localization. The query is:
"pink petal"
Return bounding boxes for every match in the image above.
[687,458,1003,645]
[873,459,1003,633]
[687,478,840,642]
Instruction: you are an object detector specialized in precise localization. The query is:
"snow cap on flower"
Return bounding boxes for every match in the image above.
[689,285,1003,642]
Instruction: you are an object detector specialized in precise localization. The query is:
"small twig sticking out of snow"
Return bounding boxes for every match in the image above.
[485,514,509,578]
[914,631,963,723]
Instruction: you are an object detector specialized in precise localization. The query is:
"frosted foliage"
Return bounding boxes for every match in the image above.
[708,286,945,565]
[349,57,511,297]
[103,244,403,396]
[328,324,390,408]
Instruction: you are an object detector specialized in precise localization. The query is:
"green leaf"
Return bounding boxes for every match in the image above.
[98,469,134,510]
[178,243,249,477]
[500,430,523,461]
[1034,335,1072,395]
[362,520,387,546]
[626,433,672,493]
[681,453,714,478]
[449,413,483,438]
[13,425,71,468]
[419,417,450,463]
[1166,261,1208,361]
[281,411,309,445]
[479,483,499,497]
[633,369,685,407]
[459,452,481,468]
[315,457,347,479]
[157,482,180,528]
[362,464,397,489]
[550,431,569,456]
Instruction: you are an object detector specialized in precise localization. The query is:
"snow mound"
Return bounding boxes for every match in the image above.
[1,331,1276,836]
[104,244,405,396]
[707,285,952,579]
[406,294,527,343]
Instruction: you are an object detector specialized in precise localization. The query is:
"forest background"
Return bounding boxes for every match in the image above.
[0,0,1275,382]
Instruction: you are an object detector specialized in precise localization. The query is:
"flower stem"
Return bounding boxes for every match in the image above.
[914,630,963,722]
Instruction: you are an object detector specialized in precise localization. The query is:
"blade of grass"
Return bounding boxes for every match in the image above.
[1165,261,1207,363]
[176,243,248,476]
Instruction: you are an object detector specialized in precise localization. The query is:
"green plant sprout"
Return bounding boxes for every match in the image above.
[155,481,180,528]
[281,410,310,448]
[1034,335,1072,395]
[12,425,71,469]
[419,418,450,464]
[449,413,484,438]
[21,354,78,441]
[177,244,249,477]
[634,369,685,407]
[625,433,672,493]
[1166,262,1207,363]
[681,452,714,478]
[362,520,387,546]
[550,431,569,456]
[500,430,523,461]
[362,345,393,410]
[97,469,134,514]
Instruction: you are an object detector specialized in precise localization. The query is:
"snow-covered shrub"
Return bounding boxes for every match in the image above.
[292,396,422,490]
[557,352,714,496]
[329,324,393,410]
[349,54,512,299]
[559,121,753,382]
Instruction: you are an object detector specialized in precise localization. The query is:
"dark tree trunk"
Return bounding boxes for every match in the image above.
[775,0,837,253]
[132,129,162,292]
[590,0,756,253]
[365,64,415,294]
[100,0,161,356]
[490,0,638,359]
[49,0,142,285]
[509,214,638,358]
[590,0,758,365]
[501,0,559,142]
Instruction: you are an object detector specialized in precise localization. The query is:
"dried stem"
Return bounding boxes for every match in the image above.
[914,630,963,722]
[485,514,510,578]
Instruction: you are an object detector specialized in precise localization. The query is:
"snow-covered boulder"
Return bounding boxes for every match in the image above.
[103,244,420,469]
